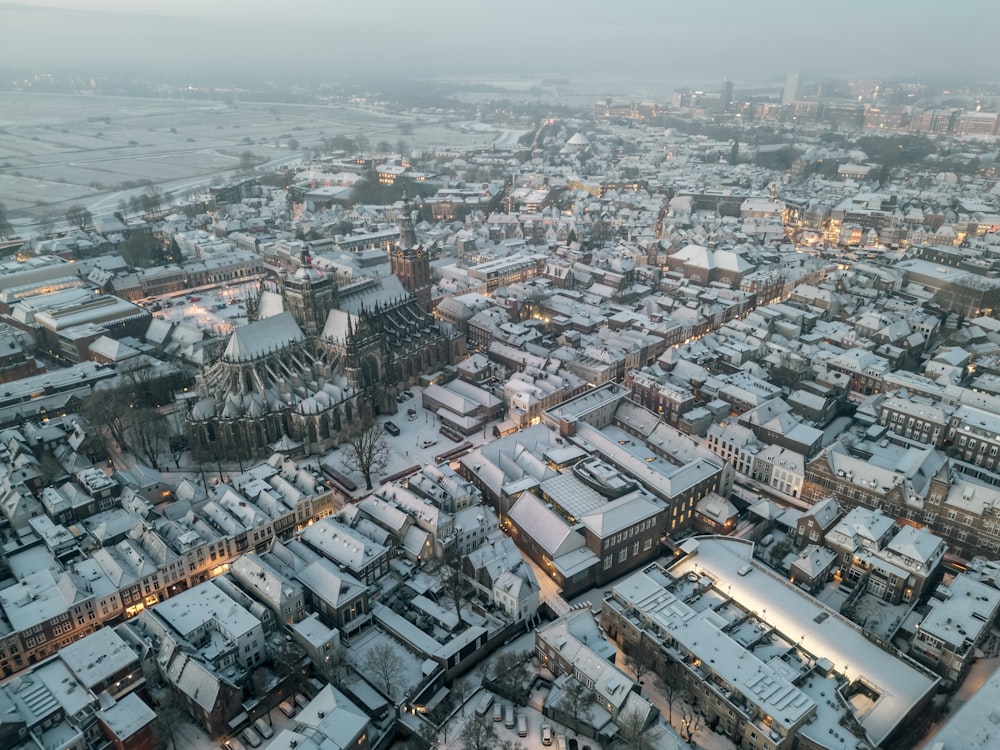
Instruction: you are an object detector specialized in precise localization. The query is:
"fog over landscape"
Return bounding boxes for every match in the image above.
[2,0,998,85]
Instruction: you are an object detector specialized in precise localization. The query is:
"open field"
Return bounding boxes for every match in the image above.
[0,92,517,225]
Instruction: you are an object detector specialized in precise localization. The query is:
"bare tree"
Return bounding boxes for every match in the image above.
[81,385,133,452]
[274,638,308,694]
[66,204,93,231]
[450,678,471,712]
[343,423,390,490]
[127,407,169,470]
[429,548,468,628]
[654,659,685,727]
[558,677,593,735]
[487,651,531,705]
[624,638,657,687]
[678,700,704,745]
[323,645,351,684]
[36,212,55,238]
[459,713,496,750]
[361,642,405,700]
[618,707,655,750]
[0,202,12,240]
[153,689,188,750]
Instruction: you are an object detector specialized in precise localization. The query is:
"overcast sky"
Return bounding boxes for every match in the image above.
[2,1,996,89]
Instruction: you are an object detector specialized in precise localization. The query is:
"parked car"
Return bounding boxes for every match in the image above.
[475,693,494,717]
[419,438,438,448]
[241,728,262,748]
[384,421,401,436]
[542,724,553,746]
[278,700,296,718]
[223,739,246,750]
[517,713,527,737]
[403,390,414,399]
[253,718,273,739]
[294,692,309,709]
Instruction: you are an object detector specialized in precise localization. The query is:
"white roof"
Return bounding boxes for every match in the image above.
[155,580,260,639]
[58,627,137,688]
[98,693,156,740]
[223,311,303,361]
[670,538,937,743]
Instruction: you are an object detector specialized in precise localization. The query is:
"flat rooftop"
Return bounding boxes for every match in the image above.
[669,537,938,745]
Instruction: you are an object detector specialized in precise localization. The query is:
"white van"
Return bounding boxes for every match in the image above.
[517,713,527,737]
[504,704,514,728]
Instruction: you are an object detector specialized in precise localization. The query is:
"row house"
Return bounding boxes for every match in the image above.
[624,368,698,424]
[877,394,948,448]
[0,484,337,679]
[825,507,945,604]
[601,542,939,750]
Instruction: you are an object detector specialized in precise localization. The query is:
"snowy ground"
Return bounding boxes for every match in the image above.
[167,700,311,750]
[146,278,260,337]
[0,92,518,222]
[324,386,501,497]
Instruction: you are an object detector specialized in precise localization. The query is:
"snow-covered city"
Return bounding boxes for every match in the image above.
[3,5,1000,750]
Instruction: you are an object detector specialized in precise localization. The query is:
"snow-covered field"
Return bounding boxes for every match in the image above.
[0,92,516,219]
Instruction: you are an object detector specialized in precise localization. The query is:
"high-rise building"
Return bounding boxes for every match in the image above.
[782,72,800,105]
[719,79,733,112]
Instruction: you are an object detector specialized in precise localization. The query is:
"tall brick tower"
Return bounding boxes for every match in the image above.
[390,195,432,312]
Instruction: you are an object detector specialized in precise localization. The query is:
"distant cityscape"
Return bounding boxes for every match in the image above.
[1,67,1000,750]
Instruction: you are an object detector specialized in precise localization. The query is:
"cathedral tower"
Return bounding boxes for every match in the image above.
[282,249,337,336]
[390,196,432,312]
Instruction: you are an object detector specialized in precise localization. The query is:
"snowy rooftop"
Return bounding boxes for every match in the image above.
[918,573,1000,648]
[155,580,260,640]
[670,537,938,744]
[57,627,138,689]
[223,311,303,361]
[925,664,1000,748]
[98,693,155,740]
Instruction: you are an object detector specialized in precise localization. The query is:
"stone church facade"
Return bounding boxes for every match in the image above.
[186,211,464,462]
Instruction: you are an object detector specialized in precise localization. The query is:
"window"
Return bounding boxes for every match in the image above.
[643,539,652,551]
[618,549,628,563]
[633,541,640,556]
[603,555,613,570]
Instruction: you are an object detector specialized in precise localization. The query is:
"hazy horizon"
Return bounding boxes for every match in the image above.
[2,1,997,92]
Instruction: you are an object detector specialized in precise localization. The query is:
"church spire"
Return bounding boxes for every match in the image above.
[398,191,417,249]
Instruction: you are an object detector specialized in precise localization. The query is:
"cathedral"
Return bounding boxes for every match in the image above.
[185,206,465,462]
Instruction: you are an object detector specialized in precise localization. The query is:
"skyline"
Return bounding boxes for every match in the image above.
[2,1,999,90]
